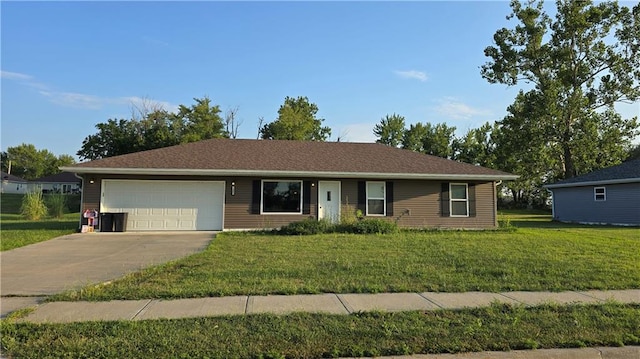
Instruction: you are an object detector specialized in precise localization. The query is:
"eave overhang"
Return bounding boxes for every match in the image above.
[544,178,640,189]
[60,167,520,181]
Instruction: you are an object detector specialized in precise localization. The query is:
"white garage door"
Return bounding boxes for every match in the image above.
[101,180,224,231]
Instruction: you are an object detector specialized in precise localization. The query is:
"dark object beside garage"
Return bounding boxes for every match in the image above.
[100,213,115,232]
[113,212,128,232]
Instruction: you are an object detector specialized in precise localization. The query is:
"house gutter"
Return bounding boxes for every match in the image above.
[72,172,85,231]
[544,178,640,189]
[60,167,519,181]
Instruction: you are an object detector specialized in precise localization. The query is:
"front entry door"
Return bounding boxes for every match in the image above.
[318,181,341,223]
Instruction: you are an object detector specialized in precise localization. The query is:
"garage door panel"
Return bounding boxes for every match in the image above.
[101,180,224,231]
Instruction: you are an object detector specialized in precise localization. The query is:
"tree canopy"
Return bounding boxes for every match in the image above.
[481,0,640,180]
[373,114,405,147]
[260,96,331,141]
[77,97,228,160]
[373,117,458,159]
[1,144,75,180]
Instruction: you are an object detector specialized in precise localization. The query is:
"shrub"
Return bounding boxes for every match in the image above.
[279,218,334,235]
[46,193,67,219]
[65,194,81,213]
[20,191,48,220]
[351,219,398,234]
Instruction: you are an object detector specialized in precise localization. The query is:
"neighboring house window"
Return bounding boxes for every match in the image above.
[261,180,302,214]
[366,181,386,216]
[450,183,469,217]
[594,187,606,201]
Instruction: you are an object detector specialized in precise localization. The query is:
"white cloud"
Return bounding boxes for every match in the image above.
[121,96,179,113]
[3,70,176,112]
[434,97,492,120]
[39,91,105,110]
[1,70,33,81]
[394,70,428,82]
[333,123,377,143]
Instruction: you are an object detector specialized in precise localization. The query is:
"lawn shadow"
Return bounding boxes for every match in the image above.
[1,218,78,231]
[509,217,631,229]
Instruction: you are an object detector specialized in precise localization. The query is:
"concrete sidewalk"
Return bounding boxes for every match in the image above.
[8,289,639,323]
[355,346,640,358]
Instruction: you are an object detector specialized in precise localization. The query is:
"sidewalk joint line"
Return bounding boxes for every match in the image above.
[244,296,252,315]
[573,290,605,303]
[335,294,353,314]
[498,292,525,304]
[131,299,154,320]
[418,293,444,309]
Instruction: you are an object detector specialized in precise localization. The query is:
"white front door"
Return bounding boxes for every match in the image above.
[318,181,341,223]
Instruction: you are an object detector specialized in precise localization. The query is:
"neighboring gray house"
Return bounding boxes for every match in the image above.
[545,159,640,226]
[1,171,28,194]
[32,172,81,194]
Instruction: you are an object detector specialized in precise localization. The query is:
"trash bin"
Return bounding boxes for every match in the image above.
[100,213,115,232]
[113,212,128,232]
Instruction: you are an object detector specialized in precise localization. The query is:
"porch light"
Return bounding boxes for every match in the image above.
[89,178,95,184]
[231,181,236,196]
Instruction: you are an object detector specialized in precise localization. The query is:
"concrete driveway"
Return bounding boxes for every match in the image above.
[0,232,215,296]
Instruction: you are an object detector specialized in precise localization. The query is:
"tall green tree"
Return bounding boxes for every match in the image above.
[373,114,405,147]
[402,122,457,159]
[401,123,429,153]
[178,97,227,143]
[77,118,144,160]
[260,96,331,141]
[481,0,640,179]
[77,97,228,160]
[2,144,75,180]
[452,122,497,168]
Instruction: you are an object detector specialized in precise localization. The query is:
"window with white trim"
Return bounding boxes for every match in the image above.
[261,180,302,214]
[594,187,606,202]
[450,183,469,217]
[366,181,386,216]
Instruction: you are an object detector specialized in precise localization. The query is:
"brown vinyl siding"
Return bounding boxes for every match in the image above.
[344,180,496,228]
[78,175,497,230]
[224,178,318,229]
[81,175,101,213]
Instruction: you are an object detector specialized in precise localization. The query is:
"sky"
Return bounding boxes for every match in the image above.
[2,1,639,161]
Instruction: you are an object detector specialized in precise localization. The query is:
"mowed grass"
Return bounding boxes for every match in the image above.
[1,193,80,251]
[1,213,79,251]
[53,214,640,301]
[3,303,639,358]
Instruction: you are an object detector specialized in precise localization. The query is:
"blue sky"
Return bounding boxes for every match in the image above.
[2,1,638,160]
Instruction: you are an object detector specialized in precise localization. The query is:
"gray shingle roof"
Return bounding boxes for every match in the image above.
[1,171,28,183]
[546,159,640,188]
[33,172,81,183]
[63,139,518,180]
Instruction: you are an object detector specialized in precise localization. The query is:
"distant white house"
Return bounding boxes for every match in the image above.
[32,172,81,194]
[545,159,640,226]
[1,171,29,194]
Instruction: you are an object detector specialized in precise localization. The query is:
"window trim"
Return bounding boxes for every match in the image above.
[366,181,386,216]
[594,186,606,202]
[449,183,469,217]
[260,179,303,215]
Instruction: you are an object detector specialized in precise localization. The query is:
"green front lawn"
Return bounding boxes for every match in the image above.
[52,219,640,301]
[3,303,639,358]
[1,213,79,251]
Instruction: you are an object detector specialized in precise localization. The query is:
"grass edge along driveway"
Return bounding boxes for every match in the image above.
[52,219,640,301]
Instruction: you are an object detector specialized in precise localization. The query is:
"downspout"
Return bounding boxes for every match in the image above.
[73,173,84,231]
[547,188,555,220]
[495,181,502,227]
